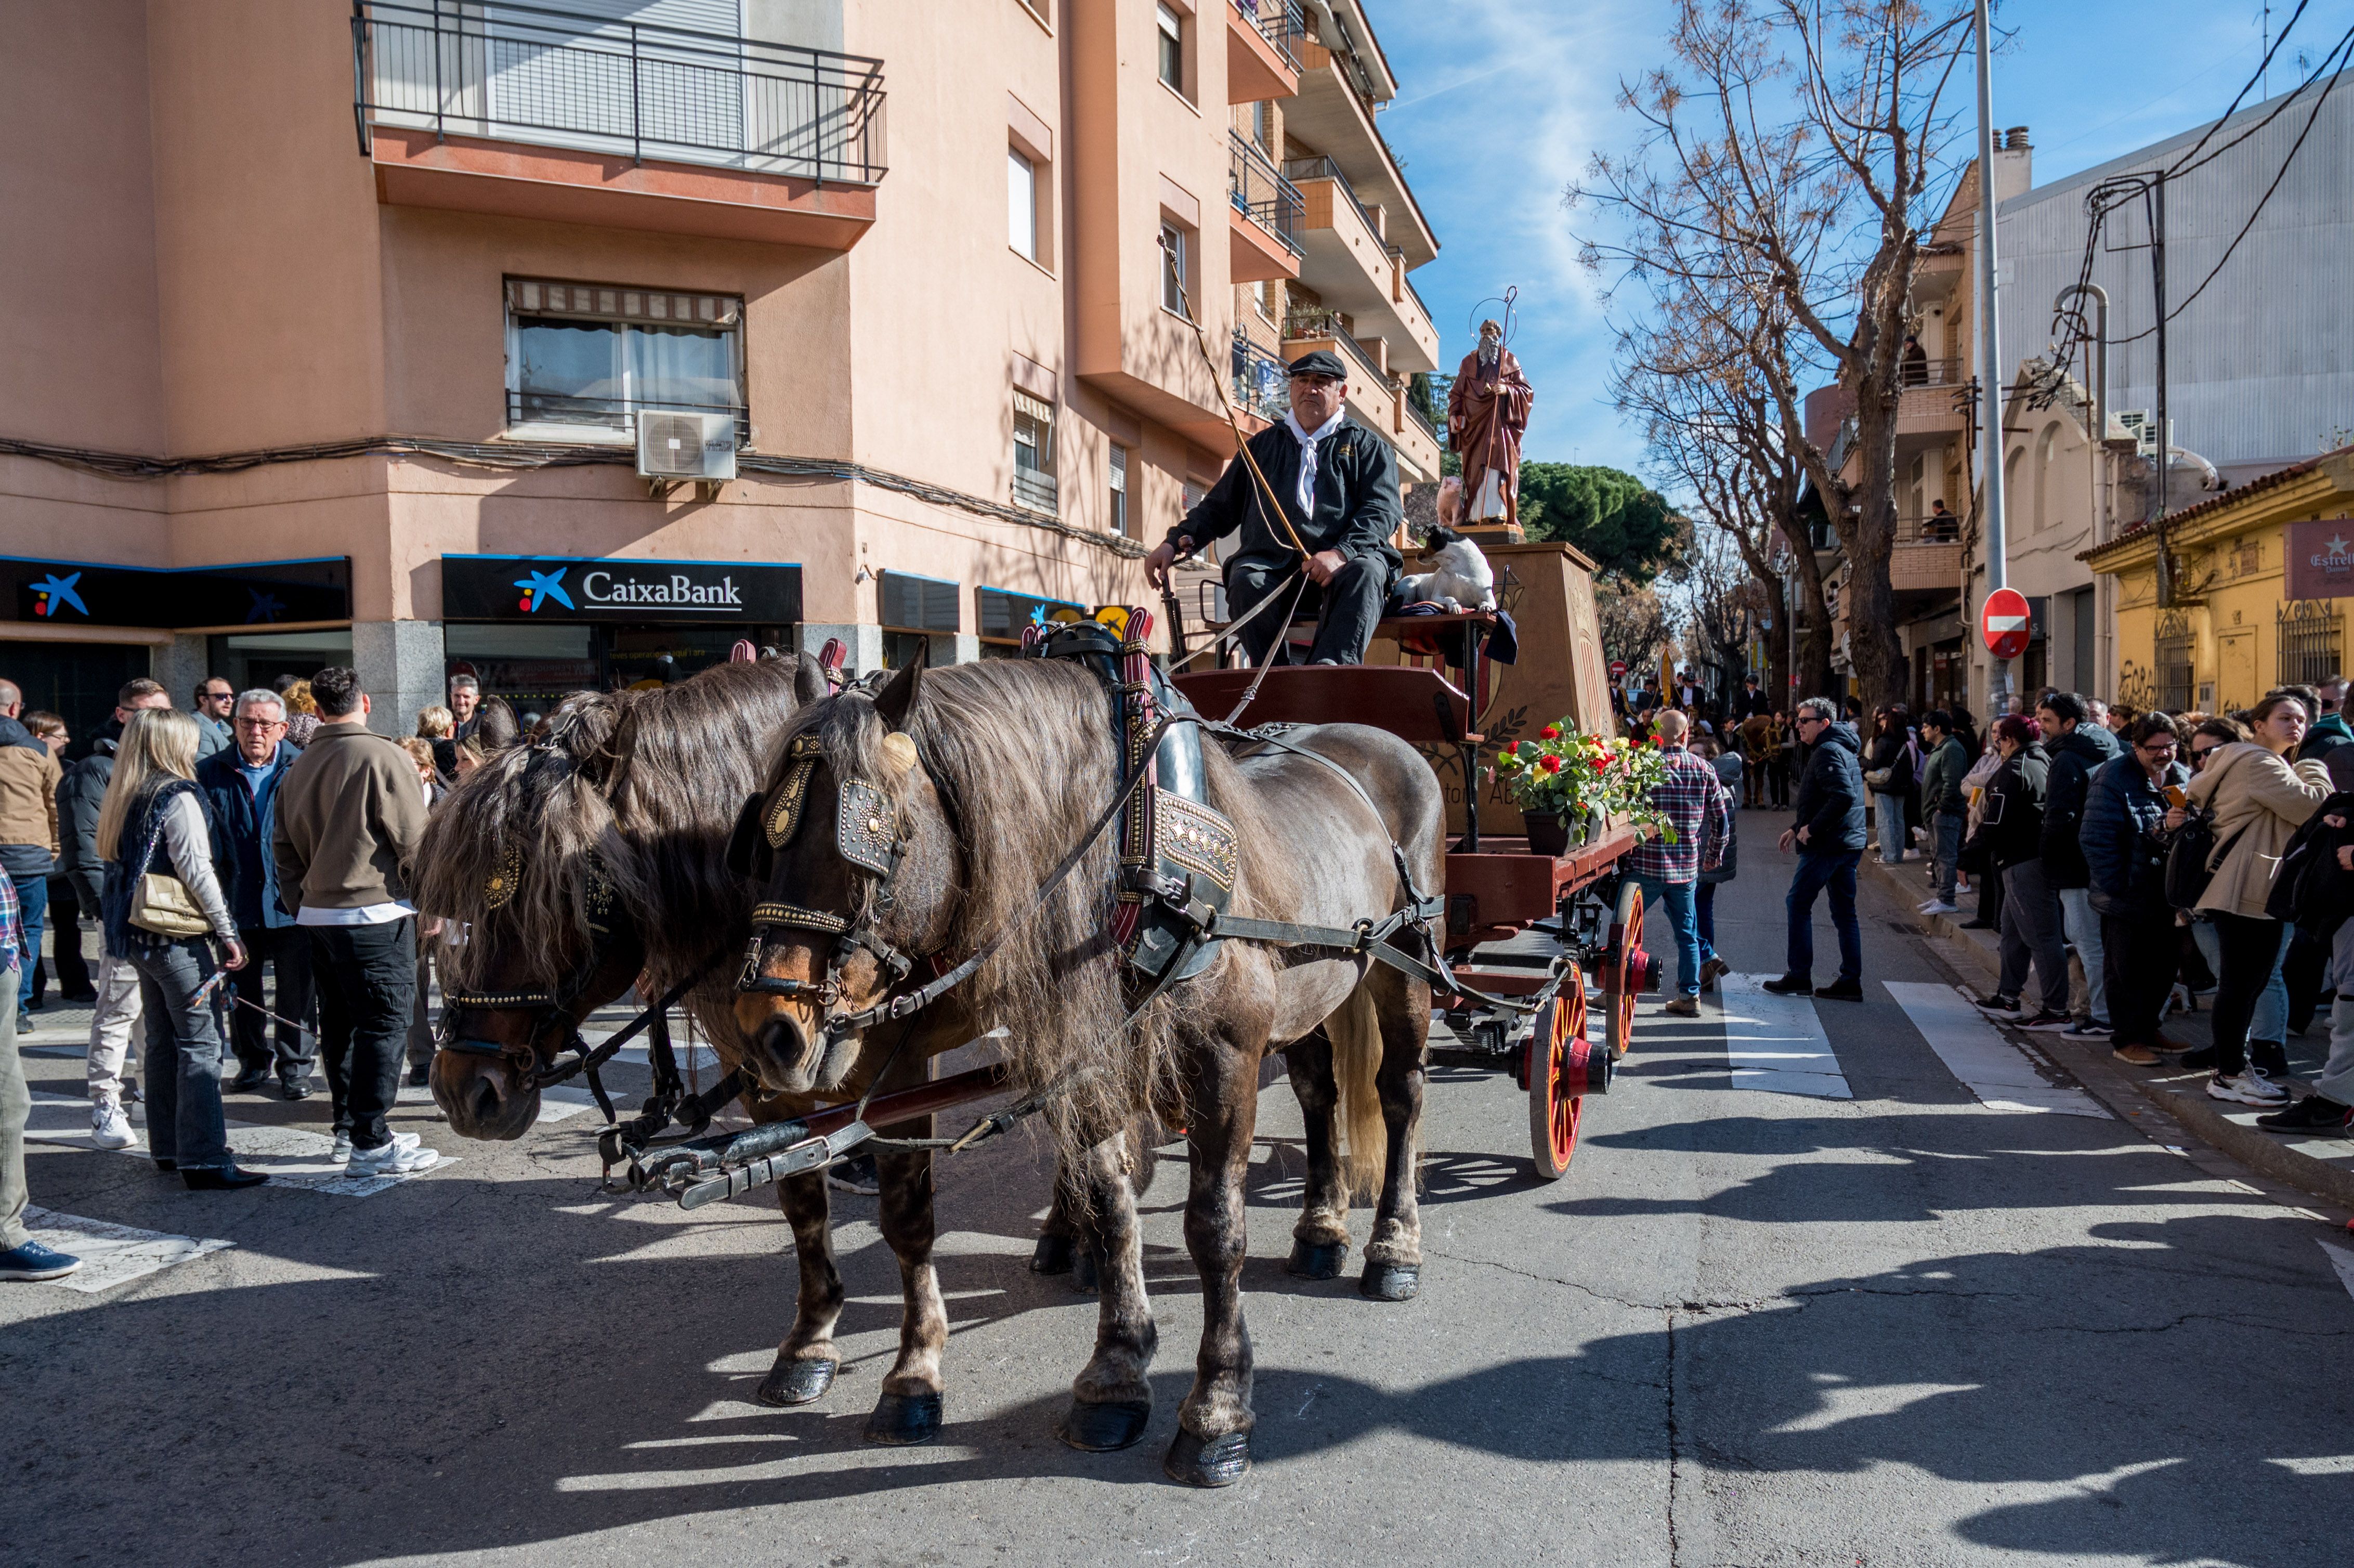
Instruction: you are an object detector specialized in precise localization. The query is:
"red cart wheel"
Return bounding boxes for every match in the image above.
[1526,963,1591,1181]
[1605,878,1647,1061]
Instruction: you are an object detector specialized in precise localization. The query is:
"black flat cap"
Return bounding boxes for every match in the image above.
[1285,349,1348,381]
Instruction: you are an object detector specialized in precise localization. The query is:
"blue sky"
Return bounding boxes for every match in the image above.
[1366,0,2349,484]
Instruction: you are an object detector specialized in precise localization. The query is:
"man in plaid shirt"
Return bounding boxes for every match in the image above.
[1626,711,1732,1017]
[2,864,83,1280]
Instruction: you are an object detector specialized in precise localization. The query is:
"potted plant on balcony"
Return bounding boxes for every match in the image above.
[1496,720,1675,856]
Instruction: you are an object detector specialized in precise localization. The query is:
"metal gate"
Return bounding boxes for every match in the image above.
[2279,599,2344,687]
[2155,608,2195,713]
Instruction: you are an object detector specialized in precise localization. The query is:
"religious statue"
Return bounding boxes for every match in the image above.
[1446,318,1534,525]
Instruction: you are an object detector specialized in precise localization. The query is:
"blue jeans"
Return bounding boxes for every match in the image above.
[130,937,231,1172]
[1632,874,1701,997]
[10,871,45,1009]
[1786,850,1863,984]
[1932,813,1964,900]
[1696,881,1719,962]
[1875,792,1907,863]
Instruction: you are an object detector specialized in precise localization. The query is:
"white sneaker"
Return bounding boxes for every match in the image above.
[345,1136,439,1177]
[90,1100,136,1150]
[1921,899,1960,915]
[2207,1070,2290,1107]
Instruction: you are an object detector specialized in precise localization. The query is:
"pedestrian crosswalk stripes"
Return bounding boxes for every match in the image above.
[1712,974,1854,1099]
[2319,1241,2354,1305]
[1881,982,2113,1119]
[19,1207,233,1296]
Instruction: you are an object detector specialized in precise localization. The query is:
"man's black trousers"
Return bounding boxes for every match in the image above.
[308,918,416,1151]
[1226,554,1393,667]
[229,925,315,1086]
[2100,907,2179,1050]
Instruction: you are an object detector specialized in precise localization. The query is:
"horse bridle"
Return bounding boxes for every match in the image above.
[734,734,940,1047]
[438,856,634,1085]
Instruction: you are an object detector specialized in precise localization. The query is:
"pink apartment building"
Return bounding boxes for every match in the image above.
[0,0,1441,737]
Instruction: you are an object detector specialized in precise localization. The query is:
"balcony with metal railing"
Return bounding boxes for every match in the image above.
[1226,0,1305,100]
[1228,134,1304,283]
[1013,466,1058,516]
[1889,511,1964,593]
[1231,331,1291,426]
[1281,155,1437,372]
[354,0,886,248]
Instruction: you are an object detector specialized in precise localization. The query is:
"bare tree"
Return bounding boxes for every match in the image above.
[1612,293,1836,699]
[1596,578,1675,685]
[1571,0,1974,711]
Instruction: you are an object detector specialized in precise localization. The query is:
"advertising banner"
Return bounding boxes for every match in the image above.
[442,555,802,623]
[2285,519,2354,600]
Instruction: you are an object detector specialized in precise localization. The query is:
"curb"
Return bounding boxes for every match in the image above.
[1857,851,2354,1215]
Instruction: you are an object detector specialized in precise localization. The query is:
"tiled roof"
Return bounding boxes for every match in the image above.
[2079,445,2354,561]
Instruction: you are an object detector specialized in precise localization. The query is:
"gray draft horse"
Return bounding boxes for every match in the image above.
[731,654,1443,1485]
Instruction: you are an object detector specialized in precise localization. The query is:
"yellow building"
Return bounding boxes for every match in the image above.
[2083,447,2354,713]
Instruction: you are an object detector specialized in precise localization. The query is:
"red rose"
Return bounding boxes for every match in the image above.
[1538,725,1561,740]
[1539,754,1563,773]
[1591,757,1608,771]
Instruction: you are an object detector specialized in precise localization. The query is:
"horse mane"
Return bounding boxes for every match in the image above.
[606,658,806,984]
[771,657,1296,1146]
[413,687,632,990]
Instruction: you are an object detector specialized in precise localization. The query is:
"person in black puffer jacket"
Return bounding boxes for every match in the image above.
[2037,692,2123,1036]
[1963,714,2069,1026]
[1765,699,1866,1000]
[2082,713,2189,1063]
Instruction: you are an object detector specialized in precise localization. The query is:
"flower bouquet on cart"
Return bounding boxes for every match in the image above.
[1495,719,1675,857]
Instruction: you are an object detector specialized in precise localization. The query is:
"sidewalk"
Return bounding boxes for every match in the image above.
[1858,847,2354,1210]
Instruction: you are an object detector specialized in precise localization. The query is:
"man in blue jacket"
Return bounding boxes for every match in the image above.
[2081,714,2188,1064]
[1765,697,1867,1000]
[196,689,313,1099]
[2038,692,2123,1039]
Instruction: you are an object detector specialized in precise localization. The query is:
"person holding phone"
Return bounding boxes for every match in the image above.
[2082,714,2190,1064]
[1964,715,2070,1029]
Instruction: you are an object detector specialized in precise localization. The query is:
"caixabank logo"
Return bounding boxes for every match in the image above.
[30,572,87,618]
[5,558,349,629]
[442,555,799,624]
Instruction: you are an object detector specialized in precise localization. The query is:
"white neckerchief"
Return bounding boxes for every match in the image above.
[1284,408,1346,518]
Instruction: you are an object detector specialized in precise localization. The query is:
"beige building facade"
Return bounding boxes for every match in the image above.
[1,0,1441,737]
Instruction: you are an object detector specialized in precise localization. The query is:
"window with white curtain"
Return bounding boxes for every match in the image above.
[504,278,743,440]
[1159,221,1189,317]
[1108,443,1130,536]
[1009,146,1039,261]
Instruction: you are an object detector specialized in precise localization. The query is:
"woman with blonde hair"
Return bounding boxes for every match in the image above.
[97,709,261,1189]
[278,677,321,750]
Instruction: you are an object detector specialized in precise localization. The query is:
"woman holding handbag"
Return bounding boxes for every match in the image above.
[95,709,260,1190]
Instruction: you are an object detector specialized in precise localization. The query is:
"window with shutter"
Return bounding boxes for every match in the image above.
[1013,391,1058,514]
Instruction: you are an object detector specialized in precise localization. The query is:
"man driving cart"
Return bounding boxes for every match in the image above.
[1143,349,1403,667]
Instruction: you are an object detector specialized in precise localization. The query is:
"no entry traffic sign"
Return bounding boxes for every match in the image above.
[1981,587,2032,660]
[1609,660,1628,679]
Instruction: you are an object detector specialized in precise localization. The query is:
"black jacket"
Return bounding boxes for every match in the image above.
[2082,753,2187,911]
[1792,721,1867,853]
[194,744,299,931]
[1169,416,1403,573]
[1963,742,2052,873]
[2039,723,2123,889]
[57,736,117,883]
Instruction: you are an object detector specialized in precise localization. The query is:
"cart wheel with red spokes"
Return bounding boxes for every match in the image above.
[1526,963,1593,1181]
[1604,877,1648,1061]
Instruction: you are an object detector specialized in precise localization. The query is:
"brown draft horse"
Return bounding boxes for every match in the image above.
[412,658,972,1421]
[734,654,1443,1485]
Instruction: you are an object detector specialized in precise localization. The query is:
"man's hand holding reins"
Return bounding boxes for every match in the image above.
[1144,538,1191,590]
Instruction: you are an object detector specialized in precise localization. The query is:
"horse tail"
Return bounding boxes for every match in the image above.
[1325,982,1391,1201]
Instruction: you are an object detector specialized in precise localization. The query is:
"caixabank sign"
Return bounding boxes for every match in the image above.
[2,555,350,628]
[441,555,802,623]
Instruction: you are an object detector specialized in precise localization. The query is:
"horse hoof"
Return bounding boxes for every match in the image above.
[1163,1427,1251,1487]
[1031,1233,1077,1275]
[1058,1399,1152,1452]
[1071,1250,1100,1295]
[1361,1261,1421,1302]
[865,1390,944,1446]
[1287,1238,1349,1279]
[755,1356,837,1407]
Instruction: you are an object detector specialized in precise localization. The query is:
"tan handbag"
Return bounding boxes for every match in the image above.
[126,783,216,938]
[129,870,212,937]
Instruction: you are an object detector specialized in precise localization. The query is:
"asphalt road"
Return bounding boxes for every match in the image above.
[7,808,2352,1567]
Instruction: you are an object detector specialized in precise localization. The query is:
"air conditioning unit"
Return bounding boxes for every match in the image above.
[2115,409,2170,456]
[636,411,737,483]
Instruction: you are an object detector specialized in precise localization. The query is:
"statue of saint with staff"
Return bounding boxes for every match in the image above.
[1446,317,1534,526]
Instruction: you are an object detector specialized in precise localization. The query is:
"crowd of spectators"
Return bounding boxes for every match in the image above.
[1,665,514,1281]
